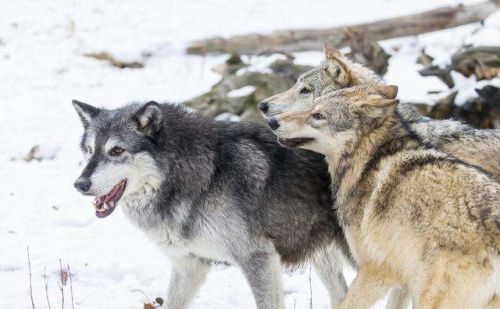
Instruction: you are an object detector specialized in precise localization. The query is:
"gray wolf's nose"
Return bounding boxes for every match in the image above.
[258,102,269,113]
[74,178,91,193]
[268,118,280,130]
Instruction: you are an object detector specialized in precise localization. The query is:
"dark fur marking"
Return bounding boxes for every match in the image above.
[395,110,433,150]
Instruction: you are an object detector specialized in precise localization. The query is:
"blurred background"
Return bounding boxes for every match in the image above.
[0,0,498,308]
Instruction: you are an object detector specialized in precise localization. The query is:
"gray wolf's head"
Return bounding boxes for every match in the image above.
[258,45,381,118]
[267,85,399,155]
[73,100,164,218]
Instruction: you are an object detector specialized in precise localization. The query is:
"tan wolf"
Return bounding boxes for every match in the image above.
[262,45,499,308]
[269,84,500,309]
[259,45,500,181]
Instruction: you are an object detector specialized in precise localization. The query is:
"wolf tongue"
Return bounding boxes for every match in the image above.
[104,186,119,204]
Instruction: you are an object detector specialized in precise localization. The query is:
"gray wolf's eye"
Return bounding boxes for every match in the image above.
[109,146,125,156]
[87,146,93,154]
[312,113,325,120]
[300,87,312,95]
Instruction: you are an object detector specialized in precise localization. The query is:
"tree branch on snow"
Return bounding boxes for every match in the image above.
[187,0,500,55]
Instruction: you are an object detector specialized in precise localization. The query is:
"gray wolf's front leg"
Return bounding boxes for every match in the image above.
[312,245,348,306]
[238,250,285,309]
[163,256,210,309]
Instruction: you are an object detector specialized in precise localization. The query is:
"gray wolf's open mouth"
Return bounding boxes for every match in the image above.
[93,179,127,218]
[277,137,314,148]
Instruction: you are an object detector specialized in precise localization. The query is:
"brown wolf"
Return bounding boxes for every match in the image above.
[269,84,500,308]
[259,46,500,181]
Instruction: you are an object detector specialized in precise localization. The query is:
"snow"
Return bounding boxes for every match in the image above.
[0,0,498,308]
[215,112,242,122]
[227,86,256,98]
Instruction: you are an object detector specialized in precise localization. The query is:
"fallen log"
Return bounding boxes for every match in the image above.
[187,0,499,55]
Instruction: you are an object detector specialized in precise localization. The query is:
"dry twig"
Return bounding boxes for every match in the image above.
[44,267,52,309]
[27,247,35,309]
[84,52,144,69]
[58,259,65,309]
[68,265,75,309]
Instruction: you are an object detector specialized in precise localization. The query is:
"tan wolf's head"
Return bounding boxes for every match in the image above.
[258,44,381,118]
[267,84,398,154]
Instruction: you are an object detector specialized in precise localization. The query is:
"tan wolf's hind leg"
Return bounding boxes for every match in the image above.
[415,254,497,309]
[336,263,395,309]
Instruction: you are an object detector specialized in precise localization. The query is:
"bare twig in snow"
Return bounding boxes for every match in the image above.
[44,267,52,309]
[58,259,65,309]
[308,265,313,309]
[68,265,75,309]
[27,247,35,309]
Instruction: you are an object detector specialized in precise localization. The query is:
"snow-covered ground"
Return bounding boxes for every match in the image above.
[0,0,498,308]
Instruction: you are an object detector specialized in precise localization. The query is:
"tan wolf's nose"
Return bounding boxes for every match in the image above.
[258,102,269,113]
[268,118,280,130]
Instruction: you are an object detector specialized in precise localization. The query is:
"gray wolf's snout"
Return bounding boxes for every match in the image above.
[74,177,91,193]
[258,102,269,113]
[268,117,280,130]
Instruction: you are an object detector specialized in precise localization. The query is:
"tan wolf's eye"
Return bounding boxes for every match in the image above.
[109,146,125,156]
[300,87,312,95]
[312,113,325,120]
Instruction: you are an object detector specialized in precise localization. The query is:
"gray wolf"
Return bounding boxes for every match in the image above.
[269,84,500,308]
[72,100,350,308]
[259,45,500,181]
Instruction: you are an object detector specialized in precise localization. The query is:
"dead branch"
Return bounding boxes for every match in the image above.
[68,265,75,309]
[44,267,52,309]
[344,28,391,75]
[419,46,500,88]
[58,259,65,309]
[187,0,499,55]
[24,145,40,162]
[27,247,35,309]
[84,52,144,69]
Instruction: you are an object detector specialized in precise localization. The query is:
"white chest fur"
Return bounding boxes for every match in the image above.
[122,198,234,264]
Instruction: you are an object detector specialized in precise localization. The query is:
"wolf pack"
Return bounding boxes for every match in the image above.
[73,44,500,309]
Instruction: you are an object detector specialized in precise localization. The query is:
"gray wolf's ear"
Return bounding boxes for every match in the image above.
[376,85,398,99]
[135,101,162,136]
[323,45,350,87]
[72,100,99,127]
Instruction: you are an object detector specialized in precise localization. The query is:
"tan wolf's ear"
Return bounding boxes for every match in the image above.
[324,43,343,60]
[372,98,399,108]
[376,85,398,99]
[323,44,350,87]
[361,97,399,118]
